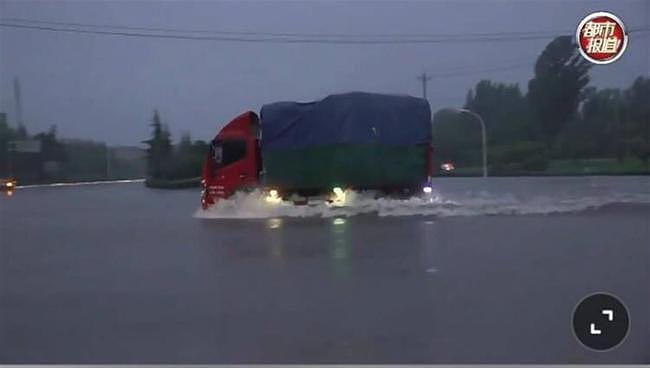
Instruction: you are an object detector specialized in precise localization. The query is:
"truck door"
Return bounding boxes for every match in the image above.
[210,138,257,198]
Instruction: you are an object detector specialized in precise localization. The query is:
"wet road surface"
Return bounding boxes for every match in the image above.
[1,178,649,363]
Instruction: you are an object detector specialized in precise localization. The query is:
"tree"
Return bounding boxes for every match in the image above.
[624,77,650,169]
[528,36,592,148]
[464,79,534,145]
[143,109,172,178]
[556,87,623,159]
[34,125,66,161]
[16,124,28,139]
[0,112,16,176]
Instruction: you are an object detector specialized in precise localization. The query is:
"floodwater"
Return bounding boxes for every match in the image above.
[1,177,649,363]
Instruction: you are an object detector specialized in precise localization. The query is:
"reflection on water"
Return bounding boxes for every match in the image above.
[330,217,351,278]
[420,218,438,273]
[266,217,283,230]
[4,189,14,197]
[266,217,285,261]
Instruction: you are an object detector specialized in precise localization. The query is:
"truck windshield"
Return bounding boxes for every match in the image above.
[212,139,247,168]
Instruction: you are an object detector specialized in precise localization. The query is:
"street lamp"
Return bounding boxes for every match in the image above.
[437,108,488,178]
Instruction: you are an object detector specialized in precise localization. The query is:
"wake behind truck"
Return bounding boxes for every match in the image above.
[200,92,434,209]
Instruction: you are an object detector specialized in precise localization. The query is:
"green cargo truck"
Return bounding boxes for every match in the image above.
[201,92,433,208]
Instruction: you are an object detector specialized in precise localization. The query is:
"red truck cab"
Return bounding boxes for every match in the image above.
[201,111,262,209]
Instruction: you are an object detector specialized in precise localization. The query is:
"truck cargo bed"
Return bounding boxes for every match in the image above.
[263,143,428,190]
[260,92,432,191]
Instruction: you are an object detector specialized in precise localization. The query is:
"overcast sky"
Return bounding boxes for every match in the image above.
[0,0,648,146]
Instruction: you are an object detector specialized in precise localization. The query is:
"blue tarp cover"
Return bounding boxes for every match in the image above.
[260,92,431,150]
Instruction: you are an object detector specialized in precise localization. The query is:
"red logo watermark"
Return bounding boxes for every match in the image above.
[576,12,628,64]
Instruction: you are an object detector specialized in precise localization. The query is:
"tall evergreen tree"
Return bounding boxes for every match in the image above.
[143,109,172,178]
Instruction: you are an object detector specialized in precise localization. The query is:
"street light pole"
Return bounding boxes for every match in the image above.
[457,109,488,178]
[436,108,488,177]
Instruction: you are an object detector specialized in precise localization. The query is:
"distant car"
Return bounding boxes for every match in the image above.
[1,178,17,191]
[440,162,455,173]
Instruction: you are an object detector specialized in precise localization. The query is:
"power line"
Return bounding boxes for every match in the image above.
[2,19,647,45]
[0,16,578,39]
[2,17,647,41]
[0,22,569,44]
[0,21,587,45]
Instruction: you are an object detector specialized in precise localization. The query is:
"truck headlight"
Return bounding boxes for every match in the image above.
[332,187,346,204]
[265,189,281,204]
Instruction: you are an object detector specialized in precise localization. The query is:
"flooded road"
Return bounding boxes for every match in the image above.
[1,177,649,363]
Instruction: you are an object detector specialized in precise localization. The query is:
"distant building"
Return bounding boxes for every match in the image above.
[112,146,146,161]
[111,146,147,179]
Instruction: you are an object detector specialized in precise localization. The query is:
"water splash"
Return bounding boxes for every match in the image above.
[194,187,650,219]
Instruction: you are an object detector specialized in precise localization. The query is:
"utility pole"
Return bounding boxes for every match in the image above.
[417,72,432,101]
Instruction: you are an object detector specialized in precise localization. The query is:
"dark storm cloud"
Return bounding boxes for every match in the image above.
[0,0,647,145]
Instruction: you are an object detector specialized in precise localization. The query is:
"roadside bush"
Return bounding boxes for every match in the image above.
[490,141,549,173]
[629,137,650,169]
